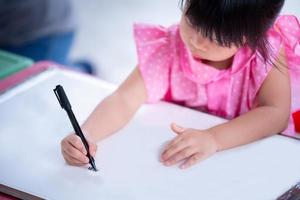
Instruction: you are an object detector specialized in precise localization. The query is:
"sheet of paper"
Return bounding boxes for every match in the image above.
[1,69,300,200]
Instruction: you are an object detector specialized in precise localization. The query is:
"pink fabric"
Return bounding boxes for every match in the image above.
[134,15,300,136]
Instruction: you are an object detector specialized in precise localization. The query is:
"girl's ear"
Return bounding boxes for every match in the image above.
[170,123,186,134]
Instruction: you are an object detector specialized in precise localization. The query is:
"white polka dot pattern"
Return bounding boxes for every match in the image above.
[133,15,300,136]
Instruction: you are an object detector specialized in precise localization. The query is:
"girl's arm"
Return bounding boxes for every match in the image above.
[81,66,147,142]
[61,66,147,166]
[161,49,291,169]
[209,49,291,151]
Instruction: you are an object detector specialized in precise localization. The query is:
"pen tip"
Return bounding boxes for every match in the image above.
[89,160,98,172]
[88,166,98,172]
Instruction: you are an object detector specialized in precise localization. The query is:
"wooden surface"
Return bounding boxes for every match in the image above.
[0,184,43,200]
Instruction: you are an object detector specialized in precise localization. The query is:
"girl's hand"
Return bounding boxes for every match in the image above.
[160,123,218,169]
[61,131,97,166]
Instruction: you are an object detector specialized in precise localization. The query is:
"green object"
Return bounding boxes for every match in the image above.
[0,50,33,80]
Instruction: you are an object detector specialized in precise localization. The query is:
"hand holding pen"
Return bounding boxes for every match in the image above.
[54,85,98,171]
[61,133,97,168]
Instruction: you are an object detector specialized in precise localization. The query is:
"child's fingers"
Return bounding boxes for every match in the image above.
[62,148,85,165]
[161,123,189,160]
[62,142,89,163]
[180,153,205,169]
[161,140,189,162]
[62,149,88,166]
[164,147,195,166]
[69,135,87,155]
[65,156,86,166]
[66,149,89,164]
[161,136,183,159]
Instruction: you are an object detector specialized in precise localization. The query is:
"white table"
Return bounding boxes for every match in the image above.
[1,68,300,200]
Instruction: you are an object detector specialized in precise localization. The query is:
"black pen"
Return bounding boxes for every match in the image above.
[53,85,98,171]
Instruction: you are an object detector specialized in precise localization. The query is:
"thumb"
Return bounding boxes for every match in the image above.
[170,123,186,134]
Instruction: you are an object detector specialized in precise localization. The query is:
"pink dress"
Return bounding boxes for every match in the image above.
[133,15,300,137]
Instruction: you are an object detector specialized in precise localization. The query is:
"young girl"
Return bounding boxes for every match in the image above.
[61,0,300,169]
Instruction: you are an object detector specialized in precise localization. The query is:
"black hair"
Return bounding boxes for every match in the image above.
[180,0,285,65]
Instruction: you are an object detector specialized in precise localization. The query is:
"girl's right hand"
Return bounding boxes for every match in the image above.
[61,133,97,166]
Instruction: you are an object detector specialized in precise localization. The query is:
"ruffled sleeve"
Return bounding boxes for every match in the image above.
[133,23,172,103]
[274,15,300,55]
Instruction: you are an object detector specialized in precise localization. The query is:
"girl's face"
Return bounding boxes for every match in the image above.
[179,15,239,62]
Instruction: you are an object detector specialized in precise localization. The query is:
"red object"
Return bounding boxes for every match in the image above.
[293,110,300,133]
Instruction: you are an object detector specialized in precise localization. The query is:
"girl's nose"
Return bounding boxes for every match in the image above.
[190,36,207,52]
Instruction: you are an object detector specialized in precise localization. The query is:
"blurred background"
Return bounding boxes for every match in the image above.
[1,0,300,85]
[70,0,181,84]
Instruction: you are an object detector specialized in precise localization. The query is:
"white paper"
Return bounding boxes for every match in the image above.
[1,69,300,200]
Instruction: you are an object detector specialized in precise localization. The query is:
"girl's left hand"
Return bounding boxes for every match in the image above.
[160,123,218,169]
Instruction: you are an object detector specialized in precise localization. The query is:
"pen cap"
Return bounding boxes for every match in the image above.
[54,85,72,110]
